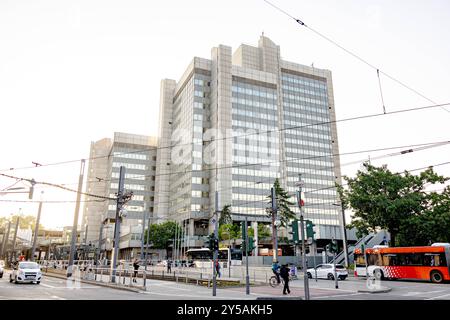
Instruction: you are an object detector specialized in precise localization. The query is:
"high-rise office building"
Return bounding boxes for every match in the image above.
[82,132,158,248]
[154,35,343,247]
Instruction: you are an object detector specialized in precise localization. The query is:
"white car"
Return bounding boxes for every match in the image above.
[9,261,42,284]
[0,260,4,278]
[306,263,348,280]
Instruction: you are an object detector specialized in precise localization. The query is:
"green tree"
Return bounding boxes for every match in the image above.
[266,178,296,227]
[342,163,448,246]
[0,214,43,230]
[143,221,181,249]
[397,186,450,246]
[218,204,232,225]
[218,223,240,244]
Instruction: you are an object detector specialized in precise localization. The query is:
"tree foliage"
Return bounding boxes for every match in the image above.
[218,204,232,225]
[341,163,449,246]
[143,221,181,249]
[266,178,296,227]
[0,214,44,231]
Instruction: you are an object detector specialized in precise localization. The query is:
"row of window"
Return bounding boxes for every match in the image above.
[232,121,279,132]
[231,108,277,121]
[282,84,328,97]
[112,162,147,170]
[362,253,447,267]
[281,75,327,90]
[231,98,277,110]
[285,131,332,141]
[284,138,332,148]
[284,102,330,115]
[283,92,328,106]
[283,111,330,124]
[194,79,210,87]
[231,85,277,99]
[110,183,146,191]
[111,172,146,181]
[113,152,149,161]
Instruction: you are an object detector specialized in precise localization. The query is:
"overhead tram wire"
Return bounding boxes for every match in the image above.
[0,172,115,201]
[55,138,450,187]
[1,99,450,174]
[262,0,450,115]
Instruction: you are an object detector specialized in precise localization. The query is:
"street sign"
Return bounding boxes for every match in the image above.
[307,237,313,245]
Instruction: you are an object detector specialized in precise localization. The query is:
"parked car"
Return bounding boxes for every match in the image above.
[306,263,348,280]
[0,260,4,278]
[9,261,42,284]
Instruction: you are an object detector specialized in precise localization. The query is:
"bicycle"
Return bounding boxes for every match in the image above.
[269,273,297,287]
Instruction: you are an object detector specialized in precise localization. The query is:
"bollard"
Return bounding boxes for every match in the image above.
[162,270,164,279]
[186,272,188,284]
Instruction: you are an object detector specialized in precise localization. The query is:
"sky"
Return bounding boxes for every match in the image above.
[1,0,450,229]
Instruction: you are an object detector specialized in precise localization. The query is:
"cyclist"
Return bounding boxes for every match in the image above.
[272,260,281,284]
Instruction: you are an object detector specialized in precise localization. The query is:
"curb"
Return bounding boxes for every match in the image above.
[357,287,392,294]
[256,296,303,300]
[43,272,144,293]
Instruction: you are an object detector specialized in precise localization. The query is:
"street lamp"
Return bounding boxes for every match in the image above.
[333,202,349,268]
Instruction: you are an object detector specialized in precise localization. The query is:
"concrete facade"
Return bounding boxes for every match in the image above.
[154,35,344,245]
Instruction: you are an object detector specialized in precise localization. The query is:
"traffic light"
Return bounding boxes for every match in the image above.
[241,222,247,240]
[247,237,255,254]
[305,220,316,241]
[288,219,299,244]
[213,238,219,251]
[327,239,339,253]
[206,234,215,251]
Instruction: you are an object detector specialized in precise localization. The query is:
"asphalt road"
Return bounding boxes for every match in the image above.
[1,269,449,300]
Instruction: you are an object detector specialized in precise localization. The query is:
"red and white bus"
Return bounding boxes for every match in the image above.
[354,243,450,283]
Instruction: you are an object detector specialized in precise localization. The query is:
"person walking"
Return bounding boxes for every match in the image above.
[167,259,172,273]
[280,264,291,295]
[272,260,281,284]
[215,260,221,278]
[132,259,139,283]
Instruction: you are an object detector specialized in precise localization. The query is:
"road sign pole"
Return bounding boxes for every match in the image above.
[245,216,250,295]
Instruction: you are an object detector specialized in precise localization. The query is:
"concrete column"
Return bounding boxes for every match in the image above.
[252,221,258,256]
[189,219,195,245]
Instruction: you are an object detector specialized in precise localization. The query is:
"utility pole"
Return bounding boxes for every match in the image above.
[270,187,278,263]
[10,217,19,264]
[67,160,85,277]
[145,217,151,271]
[296,175,310,300]
[96,218,104,265]
[212,191,219,296]
[340,204,349,268]
[31,192,44,262]
[140,210,147,261]
[1,221,11,260]
[245,216,250,295]
[144,217,151,271]
[111,166,126,283]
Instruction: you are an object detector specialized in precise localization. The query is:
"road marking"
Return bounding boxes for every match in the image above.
[403,290,445,296]
[425,293,450,300]
[139,290,251,300]
[40,283,56,288]
[314,293,365,299]
[50,295,67,300]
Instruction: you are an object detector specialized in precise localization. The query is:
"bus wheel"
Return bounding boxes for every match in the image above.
[430,270,443,284]
[374,269,384,280]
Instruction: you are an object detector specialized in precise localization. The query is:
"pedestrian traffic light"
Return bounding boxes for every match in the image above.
[288,219,299,244]
[305,220,316,240]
